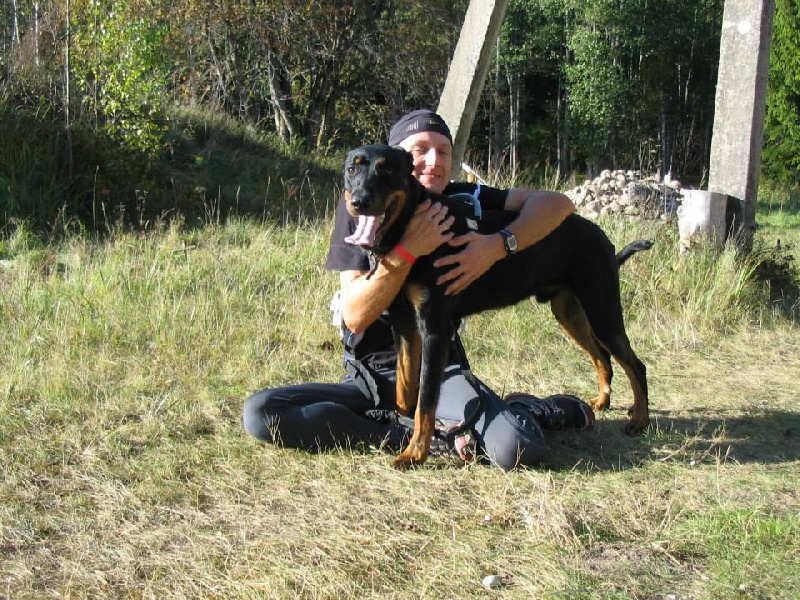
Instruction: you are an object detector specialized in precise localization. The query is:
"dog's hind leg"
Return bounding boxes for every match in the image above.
[550,289,614,412]
[613,345,649,434]
[592,329,649,433]
[576,288,650,434]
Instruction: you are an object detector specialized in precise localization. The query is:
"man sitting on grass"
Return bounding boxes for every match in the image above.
[243,109,594,470]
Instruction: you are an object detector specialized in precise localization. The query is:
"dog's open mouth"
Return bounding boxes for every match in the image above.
[344,189,407,249]
[344,214,385,248]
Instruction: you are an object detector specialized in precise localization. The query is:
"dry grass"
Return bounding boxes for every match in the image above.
[1,209,799,599]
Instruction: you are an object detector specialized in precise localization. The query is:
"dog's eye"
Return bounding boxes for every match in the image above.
[346,166,356,176]
[376,165,393,176]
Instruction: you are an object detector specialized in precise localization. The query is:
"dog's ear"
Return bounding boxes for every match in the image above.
[391,145,415,175]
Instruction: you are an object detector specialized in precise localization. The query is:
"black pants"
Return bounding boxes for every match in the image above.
[242,364,548,471]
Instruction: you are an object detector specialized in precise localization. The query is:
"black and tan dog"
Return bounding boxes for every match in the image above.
[343,144,651,469]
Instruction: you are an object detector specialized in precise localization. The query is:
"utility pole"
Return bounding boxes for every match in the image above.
[707,0,775,250]
[437,0,510,172]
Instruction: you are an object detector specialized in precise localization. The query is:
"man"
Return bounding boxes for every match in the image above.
[243,109,594,470]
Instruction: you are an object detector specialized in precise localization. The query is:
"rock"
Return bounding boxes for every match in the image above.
[482,574,504,589]
[565,169,683,222]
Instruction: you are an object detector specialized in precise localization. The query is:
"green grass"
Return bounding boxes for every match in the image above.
[1,185,799,598]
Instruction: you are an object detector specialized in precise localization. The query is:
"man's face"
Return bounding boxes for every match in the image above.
[398,131,453,195]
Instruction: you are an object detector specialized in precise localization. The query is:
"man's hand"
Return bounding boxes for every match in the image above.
[433,232,505,295]
[399,199,455,258]
[432,189,574,296]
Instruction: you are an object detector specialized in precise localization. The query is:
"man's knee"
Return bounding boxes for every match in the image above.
[242,388,280,442]
[476,396,548,471]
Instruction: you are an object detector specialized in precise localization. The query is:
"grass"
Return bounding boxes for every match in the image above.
[1,183,799,598]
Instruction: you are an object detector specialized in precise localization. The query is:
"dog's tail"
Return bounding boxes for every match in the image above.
[616,240,653,266]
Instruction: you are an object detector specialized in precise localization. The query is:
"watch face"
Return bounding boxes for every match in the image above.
[502,230,517,253]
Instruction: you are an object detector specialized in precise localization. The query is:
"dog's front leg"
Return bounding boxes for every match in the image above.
[394,300,450,470]
[392,308,422,417]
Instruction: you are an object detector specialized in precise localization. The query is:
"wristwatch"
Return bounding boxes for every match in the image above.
[498,229,518,255]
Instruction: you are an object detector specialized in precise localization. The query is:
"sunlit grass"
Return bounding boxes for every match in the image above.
[1,197,799,598]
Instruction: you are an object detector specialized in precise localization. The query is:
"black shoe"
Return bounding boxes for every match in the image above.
[365,409,413,449]
[548,394,595,430]
[505,393,595,431]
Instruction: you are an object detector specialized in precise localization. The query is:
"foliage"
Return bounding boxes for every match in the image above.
[1,0,796,226]
[166,0,465,150]
[561,0,721,175]
[70,0,171,159]
[479,0,564,175]
[752,241,800,316]
[763,0,800,185]
[0,97,71,226]
[471,0,723,180]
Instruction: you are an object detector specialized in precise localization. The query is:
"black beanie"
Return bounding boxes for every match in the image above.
[388,109,453,147]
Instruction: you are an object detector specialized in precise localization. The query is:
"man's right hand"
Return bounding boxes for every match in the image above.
[399,199,454,258]
[339,200,454,334]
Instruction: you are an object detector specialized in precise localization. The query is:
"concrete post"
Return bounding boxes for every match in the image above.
[708,0,775,250]
[437,0,510,171]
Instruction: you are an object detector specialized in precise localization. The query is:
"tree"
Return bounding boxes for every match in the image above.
[489,0,565,177]
[763,0,800,184]
[167,0,465,151]
[70,0,170,158]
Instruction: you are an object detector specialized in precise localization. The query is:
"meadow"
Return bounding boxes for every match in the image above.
[1,182,799,598]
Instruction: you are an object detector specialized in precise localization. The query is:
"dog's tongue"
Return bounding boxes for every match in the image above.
[344,215,380,247]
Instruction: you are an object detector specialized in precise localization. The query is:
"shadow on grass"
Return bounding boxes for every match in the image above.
[539,406,800,472]
[1,102,343,233]
[258,407,800,474]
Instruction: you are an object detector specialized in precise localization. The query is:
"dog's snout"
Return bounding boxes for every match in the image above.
[349,194,367,211]
[346,189,374,215]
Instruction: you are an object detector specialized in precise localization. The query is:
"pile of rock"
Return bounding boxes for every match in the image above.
[565,169,683,221]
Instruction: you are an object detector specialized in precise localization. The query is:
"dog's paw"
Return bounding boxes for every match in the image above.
[588,395,611,411]
[393,451,425,470]
[624,417,650,435]
[393,441,430,470]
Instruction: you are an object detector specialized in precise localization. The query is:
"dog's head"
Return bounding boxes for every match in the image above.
[342,144,418,252]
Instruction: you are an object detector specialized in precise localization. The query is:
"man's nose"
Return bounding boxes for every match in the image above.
[424,147,440,166]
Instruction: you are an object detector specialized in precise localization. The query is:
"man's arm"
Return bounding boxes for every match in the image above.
[340,200,455,334]
[501,188,576,249]
[433,189,574,295]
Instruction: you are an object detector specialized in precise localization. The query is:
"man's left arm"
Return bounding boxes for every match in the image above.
[433,188,574,295]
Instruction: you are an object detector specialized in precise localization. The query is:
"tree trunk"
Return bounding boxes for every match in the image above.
[11,0,19,45]
[491,53,503,174]
[557,76,570,180]
[508,71,519,176]
[265,51,295,142]
[64,0,74,191]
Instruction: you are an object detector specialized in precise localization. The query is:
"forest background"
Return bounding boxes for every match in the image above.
[1,0,798,231]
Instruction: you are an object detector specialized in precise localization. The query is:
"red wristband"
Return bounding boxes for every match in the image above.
[393,243,417,265]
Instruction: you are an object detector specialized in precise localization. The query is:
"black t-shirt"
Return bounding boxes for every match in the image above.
[325,182,510,363]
